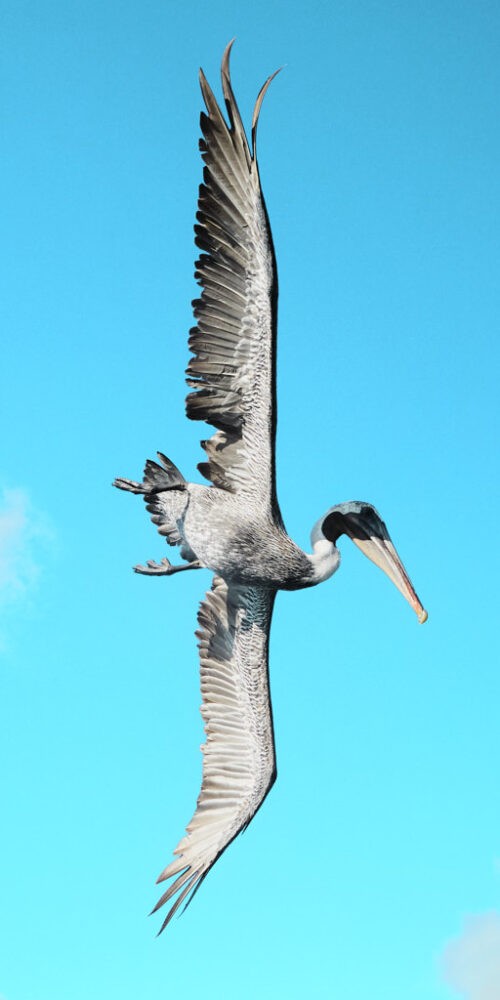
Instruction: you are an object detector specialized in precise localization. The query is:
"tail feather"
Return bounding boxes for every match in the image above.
[114,452,188,551]
[142,453,186,493]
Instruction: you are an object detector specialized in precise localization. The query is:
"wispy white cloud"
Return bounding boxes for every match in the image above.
[0,487,53,607]
[441,912,500,999]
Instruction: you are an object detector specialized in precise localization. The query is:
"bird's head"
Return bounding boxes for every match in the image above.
[311,501,427,623]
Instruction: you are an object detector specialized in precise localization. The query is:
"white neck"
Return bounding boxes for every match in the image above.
[308,538,341,584]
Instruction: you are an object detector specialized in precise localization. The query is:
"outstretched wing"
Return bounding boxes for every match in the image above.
[186,41,282,522]
[152,577,277,931]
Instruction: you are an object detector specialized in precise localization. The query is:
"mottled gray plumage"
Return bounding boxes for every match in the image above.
[114,41,427,933]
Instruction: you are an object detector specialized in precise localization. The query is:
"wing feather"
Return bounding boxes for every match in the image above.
[186,41,282,521]
[153,577,277,931]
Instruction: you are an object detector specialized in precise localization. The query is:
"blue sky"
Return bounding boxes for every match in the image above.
[2,1,499,997]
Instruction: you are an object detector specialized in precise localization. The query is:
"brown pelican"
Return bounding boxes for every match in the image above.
[114,42,427,933]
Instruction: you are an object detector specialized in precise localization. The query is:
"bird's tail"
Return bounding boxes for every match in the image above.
[113,452,186,495]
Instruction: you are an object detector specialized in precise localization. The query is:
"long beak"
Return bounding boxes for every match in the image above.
[347,518,428,623]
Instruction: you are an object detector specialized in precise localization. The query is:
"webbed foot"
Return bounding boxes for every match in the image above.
[133,558,201,576]
[113,477,145,495]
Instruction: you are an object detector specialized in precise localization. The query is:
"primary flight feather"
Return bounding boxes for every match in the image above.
[114,41,427,933]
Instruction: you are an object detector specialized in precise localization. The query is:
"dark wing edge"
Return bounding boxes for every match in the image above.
[186,42,282,519]
[152,576,277,932]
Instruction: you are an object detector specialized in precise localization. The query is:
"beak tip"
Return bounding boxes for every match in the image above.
[418,608,428,624]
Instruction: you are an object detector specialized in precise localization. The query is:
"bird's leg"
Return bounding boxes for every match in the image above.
[133,557,201,577]
[114,477,146,494]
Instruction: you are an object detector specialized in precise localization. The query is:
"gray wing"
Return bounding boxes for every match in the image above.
[152,577,277,931]
[186,42,282,522]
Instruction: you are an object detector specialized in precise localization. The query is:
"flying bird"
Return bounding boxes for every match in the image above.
[114,41,427,933]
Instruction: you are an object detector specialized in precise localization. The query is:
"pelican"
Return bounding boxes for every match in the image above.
[114,42,427,933]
